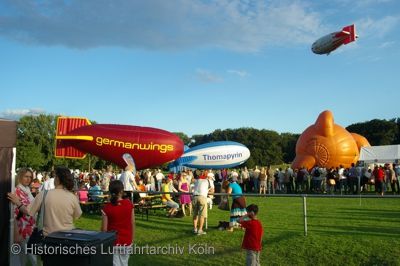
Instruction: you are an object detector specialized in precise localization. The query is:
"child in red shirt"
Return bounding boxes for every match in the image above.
[239,204,263,266]
[102,180,135,266]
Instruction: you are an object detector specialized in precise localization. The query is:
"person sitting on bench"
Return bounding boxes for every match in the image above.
[161,177,179,217]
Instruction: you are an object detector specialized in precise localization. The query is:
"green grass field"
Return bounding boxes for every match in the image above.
[75,197,400,266]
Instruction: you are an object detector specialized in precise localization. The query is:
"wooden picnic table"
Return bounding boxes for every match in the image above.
[137,194,165,220]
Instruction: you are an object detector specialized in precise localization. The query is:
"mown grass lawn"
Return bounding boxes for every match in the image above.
[75,197,400,266]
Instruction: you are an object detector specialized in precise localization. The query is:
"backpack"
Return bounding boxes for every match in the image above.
[175,209,185,218]
[314,168,320,177]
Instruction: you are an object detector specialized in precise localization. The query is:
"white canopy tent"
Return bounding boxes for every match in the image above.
[359,145,400,164]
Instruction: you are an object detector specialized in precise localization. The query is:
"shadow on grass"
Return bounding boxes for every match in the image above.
[266,230,302,245]
[306,207,400,226]
[129,244,243,266]
[135,220,237,246]
[338,208,400,219]
[137,215,191,224]
[79,213,102,220]
[135,220,190,234]
[307,214,400,224]
[310,224,400,237]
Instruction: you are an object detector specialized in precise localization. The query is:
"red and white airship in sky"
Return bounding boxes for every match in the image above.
[311,24,358,55]
[55,117,184,169]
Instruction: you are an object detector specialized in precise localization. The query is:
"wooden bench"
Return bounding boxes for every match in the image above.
[136,196,167,220]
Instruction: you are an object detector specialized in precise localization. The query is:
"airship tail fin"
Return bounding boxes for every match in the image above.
[168,155,197,172]
[342,24,357,44]
[55,117,92,159]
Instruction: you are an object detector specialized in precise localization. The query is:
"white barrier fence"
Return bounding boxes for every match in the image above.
[132,191,400,236]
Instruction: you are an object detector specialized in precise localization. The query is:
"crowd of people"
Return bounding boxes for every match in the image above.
[8,165,265,266]
[13,163,400,205]
[11,161,398,265]
[211,163,399,196]
[260,163,400,196]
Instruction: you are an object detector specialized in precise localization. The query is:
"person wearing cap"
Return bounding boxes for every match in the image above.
[227,173,247,231]
[167,173,178,194]
[192,170,211,235]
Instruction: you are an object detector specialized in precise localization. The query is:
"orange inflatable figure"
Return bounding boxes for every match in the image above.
[292,110,370,170]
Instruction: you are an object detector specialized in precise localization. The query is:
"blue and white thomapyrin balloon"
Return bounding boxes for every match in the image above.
[169,141,250,170]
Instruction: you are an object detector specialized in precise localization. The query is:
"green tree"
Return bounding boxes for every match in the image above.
[16,115,399,171]
[17,141,46,169]
[191,127,285,167]
[281,133,300,163]
[346,119,399,145]
[17,115,57,170]
[173,132,191,145]
[16,114,108,171]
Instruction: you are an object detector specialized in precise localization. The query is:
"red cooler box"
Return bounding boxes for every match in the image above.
[41,229,116,266]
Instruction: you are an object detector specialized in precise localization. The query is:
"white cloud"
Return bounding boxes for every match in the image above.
[196,69,223,83]
[378,41,395,48]
[354,0,392,8]
[356,16,400,39]
[362,55,383,62]
[0,0,326,52]
[0,108,46,120]
[336,0,393,8]
[227,69,249,78]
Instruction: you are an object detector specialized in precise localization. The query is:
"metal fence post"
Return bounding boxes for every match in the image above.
[303,196,307,236]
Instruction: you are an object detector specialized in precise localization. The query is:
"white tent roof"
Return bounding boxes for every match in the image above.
[359,145,400,163]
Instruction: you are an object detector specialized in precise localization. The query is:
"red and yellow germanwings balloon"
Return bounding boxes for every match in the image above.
[55,117,184,169]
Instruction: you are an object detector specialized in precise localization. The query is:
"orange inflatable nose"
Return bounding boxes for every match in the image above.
[291,110,370,170]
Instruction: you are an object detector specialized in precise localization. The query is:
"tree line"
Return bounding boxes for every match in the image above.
[15,115,400,171]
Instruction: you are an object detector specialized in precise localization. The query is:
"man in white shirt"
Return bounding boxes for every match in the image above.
[119,166,138,201]
[278,168,285,192]
[241,167,250,192]
[338,165,346,193]
[155,169,165,191]
[285,167,294,193]
[252,166,261,193]
[192,172,211,235]
[207,171,215,209]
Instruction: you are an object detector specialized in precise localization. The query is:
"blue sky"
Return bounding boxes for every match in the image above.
[1,0,399,136]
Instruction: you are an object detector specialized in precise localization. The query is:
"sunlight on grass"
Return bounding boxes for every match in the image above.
[75,197,400,266]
